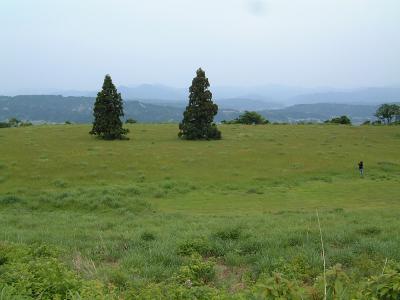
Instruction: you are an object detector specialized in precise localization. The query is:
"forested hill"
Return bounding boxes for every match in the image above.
[259,103,379,124]
[0,95,382,124]
[0,95,238,123]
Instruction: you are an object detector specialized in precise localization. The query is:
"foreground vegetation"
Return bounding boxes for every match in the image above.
[1,124,400,299]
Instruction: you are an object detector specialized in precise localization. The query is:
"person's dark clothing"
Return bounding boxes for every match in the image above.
[358,161,364,175]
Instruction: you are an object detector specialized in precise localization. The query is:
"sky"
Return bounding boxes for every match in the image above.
[1,0,399,93]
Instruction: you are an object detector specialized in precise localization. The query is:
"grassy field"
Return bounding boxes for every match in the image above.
[1,124,400,298]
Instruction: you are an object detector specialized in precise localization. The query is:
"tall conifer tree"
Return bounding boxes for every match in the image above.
[90,75,129,140]
[178,68,221,140]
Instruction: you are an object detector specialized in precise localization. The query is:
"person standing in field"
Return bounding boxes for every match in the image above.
[358,161,364,176]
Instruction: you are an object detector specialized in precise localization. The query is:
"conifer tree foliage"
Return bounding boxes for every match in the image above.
[90,75,129,140]
[178,68,221,140]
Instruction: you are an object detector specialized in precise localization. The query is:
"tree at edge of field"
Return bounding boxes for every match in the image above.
[375,103,400,124]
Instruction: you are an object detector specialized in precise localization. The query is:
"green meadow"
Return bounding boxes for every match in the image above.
[1,124,400,299]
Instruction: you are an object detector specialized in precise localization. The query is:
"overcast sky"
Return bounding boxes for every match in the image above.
[1,0,399,92]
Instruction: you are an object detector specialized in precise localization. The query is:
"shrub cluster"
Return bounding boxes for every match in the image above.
[2,242,400,299]
[126,118,137,124]
[324,115,351,125]
[0,118,32,128]
[222,111,269,125]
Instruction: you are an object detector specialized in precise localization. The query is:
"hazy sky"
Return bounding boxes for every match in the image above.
[1,0,399,92]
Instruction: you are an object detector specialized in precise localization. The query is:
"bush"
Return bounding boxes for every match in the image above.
[0,195,24,205]
[0,243,81,299]
[246,273,305,299]
[178,238,212,256]
[224,111,269,125]
[175,255,216,286]
[0,243,120,299]
[324,115,351,125]
[272,255,316,282]
[0,118,32,128]
[360,263,400,299]
[126,118,137,124]
[314,264,352,299]
[7,118,20,127]
[214,227,241,240]
[140,231,156,241]
[19,121,32,127]
[372,120,382,125]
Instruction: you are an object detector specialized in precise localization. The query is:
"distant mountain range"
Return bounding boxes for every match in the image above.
[0,95,179,124]
[1,84,399,124]
[0,95,237,124]
[0,95,389,124]
[288,87,400,105]
[3,85,399,110]
[0,84,320,102]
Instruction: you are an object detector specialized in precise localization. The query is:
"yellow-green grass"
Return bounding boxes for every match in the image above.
[1,124,399,212]
[0,124,400,297]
